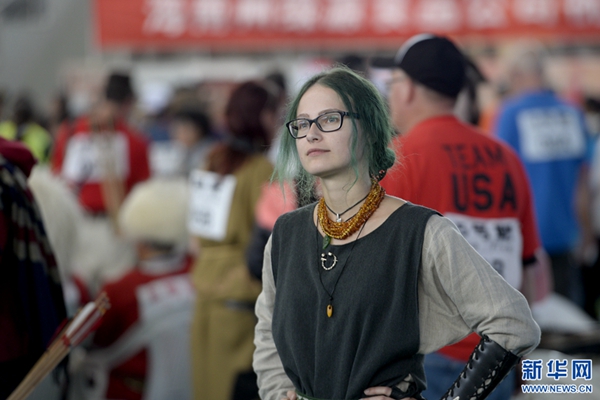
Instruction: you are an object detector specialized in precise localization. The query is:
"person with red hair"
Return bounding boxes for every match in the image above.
[189,80,278,400]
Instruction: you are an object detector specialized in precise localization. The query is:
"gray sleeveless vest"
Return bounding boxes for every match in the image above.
[271,202,438,400]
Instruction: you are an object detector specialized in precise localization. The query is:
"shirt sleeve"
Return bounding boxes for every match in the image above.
[417,215,541,356]
[253,235,295,400]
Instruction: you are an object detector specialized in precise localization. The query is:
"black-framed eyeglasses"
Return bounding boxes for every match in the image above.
[286,111,360,139]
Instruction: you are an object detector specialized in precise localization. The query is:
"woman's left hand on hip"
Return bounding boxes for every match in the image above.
[361,386,418,400]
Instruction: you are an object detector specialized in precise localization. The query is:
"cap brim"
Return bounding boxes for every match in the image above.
[369,56,397,69]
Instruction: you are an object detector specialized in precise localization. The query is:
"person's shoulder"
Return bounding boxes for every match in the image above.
[439,118,492,143]
[474,126,516,149]
[0,137,36,176]
[248,153,274,170]
[422,212,461,240]
[396,127,438,158]
[250,153,275,177]
[383,200,441,227]
[402,116,466,146]
[273,201,314,231]
[401,124,437,144]
[401,201,441,219]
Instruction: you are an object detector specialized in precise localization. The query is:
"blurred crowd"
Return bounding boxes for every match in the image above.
[0,39,600,400]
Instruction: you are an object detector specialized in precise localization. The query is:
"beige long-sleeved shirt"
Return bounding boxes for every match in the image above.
[253,214,541,400]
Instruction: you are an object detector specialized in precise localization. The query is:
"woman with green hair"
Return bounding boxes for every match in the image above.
[253,66,540,400]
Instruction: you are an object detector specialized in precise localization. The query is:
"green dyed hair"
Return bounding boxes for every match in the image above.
[274,66,396,205]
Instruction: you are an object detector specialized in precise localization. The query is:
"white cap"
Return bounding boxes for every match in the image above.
[119,178,189,248]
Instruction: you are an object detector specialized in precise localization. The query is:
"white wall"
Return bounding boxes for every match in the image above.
[0,0,91,111]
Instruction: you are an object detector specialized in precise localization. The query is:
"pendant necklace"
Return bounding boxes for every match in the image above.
[317,179,385,249]
[316,180,385,317]
[318,221,367,318]
[325,191,370,223]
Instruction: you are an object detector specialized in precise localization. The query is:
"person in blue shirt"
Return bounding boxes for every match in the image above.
[494,44,594,307]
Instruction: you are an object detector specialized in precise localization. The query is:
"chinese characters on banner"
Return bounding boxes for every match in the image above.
[95,0,600,50]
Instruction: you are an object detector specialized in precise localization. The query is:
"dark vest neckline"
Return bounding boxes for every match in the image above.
[309,201,410,250]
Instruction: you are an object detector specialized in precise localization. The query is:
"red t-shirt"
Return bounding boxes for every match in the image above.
[51,117,150,214]
[93,257,193,400]
[382,115,540,361]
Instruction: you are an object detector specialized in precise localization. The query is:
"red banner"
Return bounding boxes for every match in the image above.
[95,0,600,51]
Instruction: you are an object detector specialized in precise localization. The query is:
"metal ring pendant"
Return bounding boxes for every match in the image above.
[320,252,338,270]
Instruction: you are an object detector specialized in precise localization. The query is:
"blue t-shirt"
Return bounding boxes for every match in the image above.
[495,90,591,254]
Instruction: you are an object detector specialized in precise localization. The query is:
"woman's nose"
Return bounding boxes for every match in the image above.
[305,122,322,142]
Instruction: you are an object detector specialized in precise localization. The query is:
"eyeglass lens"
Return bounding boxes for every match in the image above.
[288,112,344,138]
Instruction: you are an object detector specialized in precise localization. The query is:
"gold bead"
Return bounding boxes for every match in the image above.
[318,180,385,240]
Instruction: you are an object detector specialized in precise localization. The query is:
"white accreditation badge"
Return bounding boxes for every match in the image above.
[149,141,185,177]
[61,132,129,183]
[445,213,523,289]
[188,169,237,241]
[517,107,585,162]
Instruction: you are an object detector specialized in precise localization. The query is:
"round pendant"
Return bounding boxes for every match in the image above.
[320,252,338,270]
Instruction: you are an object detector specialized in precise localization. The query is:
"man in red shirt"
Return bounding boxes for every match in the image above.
[372,34,544,400]
[51,72,151,293]
[51,72,150,219]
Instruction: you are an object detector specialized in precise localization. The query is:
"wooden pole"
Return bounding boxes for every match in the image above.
[7,293,110,400]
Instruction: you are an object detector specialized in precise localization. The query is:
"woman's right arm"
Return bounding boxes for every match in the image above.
[418,215,540,400]
[418,214,540,356]
[253,235,295,400]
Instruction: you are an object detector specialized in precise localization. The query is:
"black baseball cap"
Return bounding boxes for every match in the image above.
[371,34,467,98]
[105,72,134,103]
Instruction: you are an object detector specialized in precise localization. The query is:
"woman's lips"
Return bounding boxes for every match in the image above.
[307,148,328,156]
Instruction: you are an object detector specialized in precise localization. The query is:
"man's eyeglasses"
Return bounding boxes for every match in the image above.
[286,111,359,139]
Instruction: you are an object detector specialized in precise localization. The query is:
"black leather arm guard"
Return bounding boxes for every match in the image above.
[440,335,520,400]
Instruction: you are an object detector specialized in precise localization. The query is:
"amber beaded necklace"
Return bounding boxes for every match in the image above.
[325,191,370,222]
[317,179,385,249]
[317,179,385,317]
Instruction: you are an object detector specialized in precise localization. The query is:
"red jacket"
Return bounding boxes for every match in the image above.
[51,117,150,214]
[93,256,193,399]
